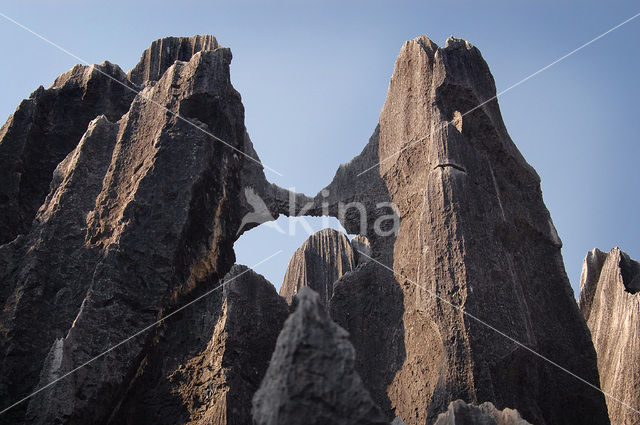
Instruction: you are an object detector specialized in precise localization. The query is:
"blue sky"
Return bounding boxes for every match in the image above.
[0,1,638,295]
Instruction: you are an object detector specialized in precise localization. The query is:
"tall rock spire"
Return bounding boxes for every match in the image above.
[280,228,356,307]
[313,35,609,424]
[579,247,640,425]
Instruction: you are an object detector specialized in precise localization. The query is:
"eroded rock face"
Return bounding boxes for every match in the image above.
[0,37,294,425]
[109,264,290,425]
[252,287,389,425]
[579,247,640,425]
[312,36,609,424]
[128,35,220,86]
[280,228,356,306]
[0,61,137,245]
[433,400,531,425]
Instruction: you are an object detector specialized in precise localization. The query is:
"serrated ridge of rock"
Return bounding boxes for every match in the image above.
[128,35,221,86]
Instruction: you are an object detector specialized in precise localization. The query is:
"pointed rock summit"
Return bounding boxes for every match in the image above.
[578,247,640,425]
[128,35,220,85]
[0,61,136,244]
[280,228,356,306]
[308,35,609,424]
[252,287,389,425]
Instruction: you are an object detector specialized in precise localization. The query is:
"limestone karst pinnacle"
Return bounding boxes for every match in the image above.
[579,247,640,425]
[252,287,389,425]
[0,33,617,425]
[279,228,356,306]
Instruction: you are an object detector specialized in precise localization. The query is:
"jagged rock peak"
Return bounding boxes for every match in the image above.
[252,287,389,425]
[578,247,640,425]
[433,400,531,425]
[1,38,259,425]
[280,228,356,307]
[0,59,136,245]
[315,32,609,425]
[128,35,221,85]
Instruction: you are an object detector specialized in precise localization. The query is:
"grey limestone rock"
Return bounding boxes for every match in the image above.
[107,264,290,425]
[252,287,389,425]
[128,35,220,86]
[280,228,356,307]
[0,36,293,425]
[0,61,137,245]
[309,35,609,424]
[578,247,640,425]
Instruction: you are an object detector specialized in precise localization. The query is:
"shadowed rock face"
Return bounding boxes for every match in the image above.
[311,36,609,424]
[0,37,296,425]
[280,228,356,306]
[108,265,290,425]
[433,400,531,425]
[252,287,389,425]
[0,61,137,245]
[579,247,640,425]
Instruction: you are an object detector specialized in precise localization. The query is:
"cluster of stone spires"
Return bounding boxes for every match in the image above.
[0,34,637,425]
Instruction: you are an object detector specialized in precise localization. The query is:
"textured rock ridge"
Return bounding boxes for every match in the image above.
[108,264,289,425]
[578,247,640,425]
[311,35,609,424]
[0,37,296,425]
[0,61,137,244]
[128,35,220,85]
[252,287,389,425]
[280,228,356,306]
[433,400,531,425]
[0,116,120,424]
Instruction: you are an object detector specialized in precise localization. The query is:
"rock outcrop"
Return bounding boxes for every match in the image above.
[0,37,295,425]
[108,264,290,425]
[351,234,372,264]
[280,228,356,306]
[578,247,640,425]
[433,400,531,425]
[311,36,609,424]
[0,61,137,245]
[252,287,389,425]
[128,35,220,86]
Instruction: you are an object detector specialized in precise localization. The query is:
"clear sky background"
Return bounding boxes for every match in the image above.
[0,1,637,296]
